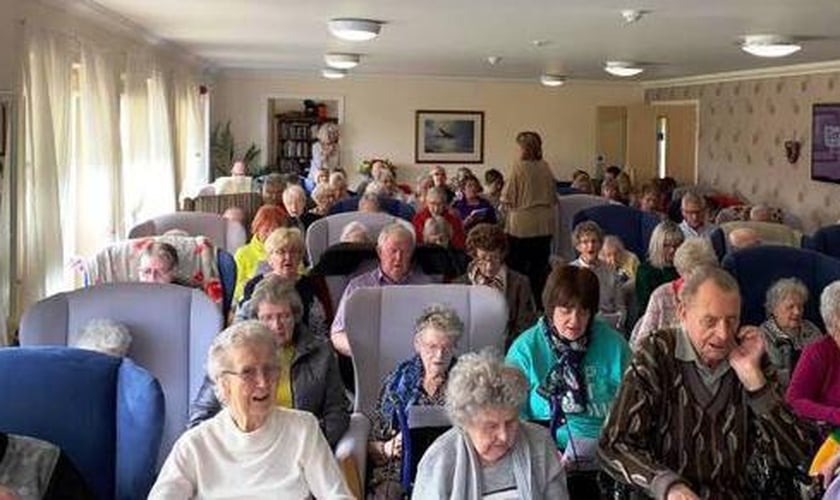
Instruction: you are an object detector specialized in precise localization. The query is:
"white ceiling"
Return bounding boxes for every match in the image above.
[90,0,840,81]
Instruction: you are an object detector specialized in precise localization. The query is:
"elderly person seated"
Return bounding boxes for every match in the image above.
[233,204,287,302]
[376,169,410,204]
[282,184,320,234]
[570,221,625,318]
[358,192,381,213]
[637,182,665,217]
[413,186,465,248]
[750,204,775,223]
[191,277,348,447]
[74,319,132,358]
[599,235,639,284]
[635,220,684,316]
[261,173,286,207]
[340,221,371,244]
[0,433,92,499]
[138,242,180,284]
[423,216,453,248]
[599,267,811,499]
[630,238,718,350]
[506,265,630,476]
[331,223,433,357]
[237,227,328,337]
[452,174,497,232]
[412,174,434,211]
[484,169,504,212]
[457,223,536,349]
[729,226,763,251]
[149,320,353,498]
[760,277,822,384]
[600,177,621,203]
[679,190,716,239]
[429,165,456,204]
[310,184,336,217]
[787,281,840,428]
[329,170,350,200]
[367,305,465,499]
[412,350,569,499]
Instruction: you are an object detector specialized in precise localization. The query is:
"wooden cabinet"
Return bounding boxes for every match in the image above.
[273,114,337,176]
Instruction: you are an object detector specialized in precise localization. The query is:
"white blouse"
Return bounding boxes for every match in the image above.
[148,407,353,499]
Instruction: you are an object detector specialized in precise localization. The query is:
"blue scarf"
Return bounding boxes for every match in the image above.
[536,317,589,439]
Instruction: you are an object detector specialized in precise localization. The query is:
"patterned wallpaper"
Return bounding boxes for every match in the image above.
[646,72,840,233]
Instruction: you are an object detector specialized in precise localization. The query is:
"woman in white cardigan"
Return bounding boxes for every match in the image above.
[148,321,352,499]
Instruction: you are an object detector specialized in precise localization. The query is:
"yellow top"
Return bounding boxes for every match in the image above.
[274,345,295,409]
[233,236,266,302]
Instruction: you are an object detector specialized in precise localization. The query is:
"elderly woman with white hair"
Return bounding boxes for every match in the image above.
[74,319,132,357]
[630,237,719,350]
[367,305,465,499]
[282,184,321,234]
[760,277,822,384]
[340,221,371,244]
[149,320,353,498]
[310,184,336,217]
[412,350,568,500]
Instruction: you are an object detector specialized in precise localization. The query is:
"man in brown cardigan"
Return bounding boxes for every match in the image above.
[598,266,810,499]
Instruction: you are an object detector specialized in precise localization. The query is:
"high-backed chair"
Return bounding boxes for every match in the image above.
[0,346,164,499]
[129,212,247,253]
[572,204,660,260]
[19,283,223,464]
[722,246,840,329]
[554,194,613,261]
[334,284,509,493]
[804,224,840,261]
[710,220,803,261]
[306,212,414,266]
[329,195,416,221]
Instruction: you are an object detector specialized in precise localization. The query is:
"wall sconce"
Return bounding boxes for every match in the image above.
[784,139,801,164]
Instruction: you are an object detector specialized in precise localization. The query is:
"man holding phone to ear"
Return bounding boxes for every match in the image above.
[598,266,810,500]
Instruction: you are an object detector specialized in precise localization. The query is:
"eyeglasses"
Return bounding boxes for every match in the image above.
[222,364,280,385]
[418,340,455,355]
[258,313,296,325]
[474,252,503,265]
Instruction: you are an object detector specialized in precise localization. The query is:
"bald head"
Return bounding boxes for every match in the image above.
[729,227,762,251]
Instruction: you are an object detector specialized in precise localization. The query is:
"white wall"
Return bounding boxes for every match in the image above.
[212,71,644,184]
[0,0,20,93]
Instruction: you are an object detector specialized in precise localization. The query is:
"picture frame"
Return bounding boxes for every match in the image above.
[415,110,484,163]
[0,101,6,157]
[812,103,840,184]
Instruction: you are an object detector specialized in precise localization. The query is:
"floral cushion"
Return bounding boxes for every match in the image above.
[85,235,224,305]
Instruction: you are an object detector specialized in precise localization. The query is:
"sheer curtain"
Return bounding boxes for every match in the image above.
[174,75,208,202]
[17,26,74,311]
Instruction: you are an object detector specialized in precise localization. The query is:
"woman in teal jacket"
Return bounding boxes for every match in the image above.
[506,265,630,460]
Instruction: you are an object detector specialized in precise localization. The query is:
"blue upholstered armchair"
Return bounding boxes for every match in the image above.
[803,223,840,261]
[572,204,660,260]
[0,346,164,499]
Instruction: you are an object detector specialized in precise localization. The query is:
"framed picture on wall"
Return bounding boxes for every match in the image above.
[0,100,7,157]
[812,103,840,184]
[415,110,484,163]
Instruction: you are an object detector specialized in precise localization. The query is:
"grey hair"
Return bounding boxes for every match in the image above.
[445,349,528,428]
[681,190,706,209]
[359,192,381,210]
[673,238,717,277]
[678,266,739,308]
[414,304,464,344]
[571,220,604,246]
[648,220,685,269]
[364,181,386,196]
[312,184,334,203]
[207,320,278,387]
[750,204,772,222]
[282,184,306,202]
[340,221,371,243]
[426,186,447,201]
[820,281,840,331]
[316,122,339,143]
[765,277,809,317]
[423,215,452,242]
[377,222,415,249]
[75,319,132,357]
[329,171,347,187]
[263,173,285,188]
[602,235,625,252]
[248,275,304,324]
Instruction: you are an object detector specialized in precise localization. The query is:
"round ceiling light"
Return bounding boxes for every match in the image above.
[741,35,801,58]
[322,68,347,79]
[604,61,644,77]
[328,18,382,41]
[540,74,566,87]
[324,53,361,69]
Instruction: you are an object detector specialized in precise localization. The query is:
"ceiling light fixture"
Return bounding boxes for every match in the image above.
[322,68,347,79]
[620,9,646,24]
[324,53,361,69]
[741,35,801,58]
[327,18,382,41]
[540,74,566,87]
[604,61,644,77]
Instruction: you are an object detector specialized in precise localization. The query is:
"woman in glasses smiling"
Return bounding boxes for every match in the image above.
[189,275,349,449]
[150,319,353,498]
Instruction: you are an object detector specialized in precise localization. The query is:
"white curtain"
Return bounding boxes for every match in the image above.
[174,75,208,202]
[0,96,14,344]
[17,27,74,311]
[121,51,176,230]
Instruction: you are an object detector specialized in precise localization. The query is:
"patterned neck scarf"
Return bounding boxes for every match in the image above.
[467,261,504,292]
[537,317,590,435]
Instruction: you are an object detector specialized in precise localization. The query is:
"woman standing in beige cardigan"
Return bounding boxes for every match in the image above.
[500,131,557,308]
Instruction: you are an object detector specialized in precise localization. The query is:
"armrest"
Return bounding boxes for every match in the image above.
[335,413,371,496]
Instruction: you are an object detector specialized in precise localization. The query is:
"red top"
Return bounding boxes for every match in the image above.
[786,335,840,426]
[412,208,466,249]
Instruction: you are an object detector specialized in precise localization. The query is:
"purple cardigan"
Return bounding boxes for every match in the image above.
[785,336,840,426]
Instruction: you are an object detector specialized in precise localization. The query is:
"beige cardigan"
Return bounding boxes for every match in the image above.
[501,159,557,238]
